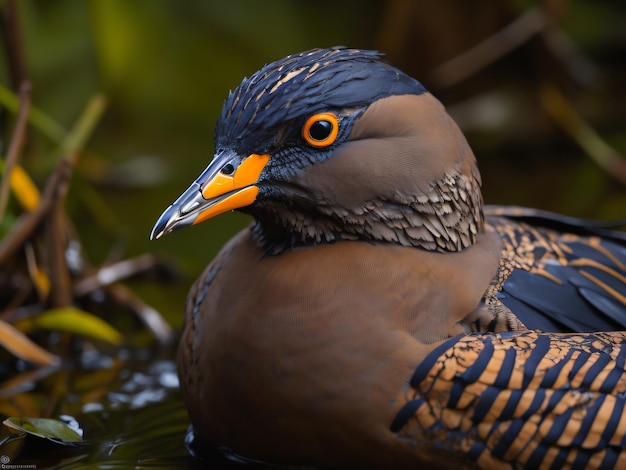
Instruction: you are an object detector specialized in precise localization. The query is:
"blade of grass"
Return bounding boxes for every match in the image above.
[0,83,66,142]
[14,307,123,346]
[0,81,31,221]
[56,93,108,165]
[0,319,59,366]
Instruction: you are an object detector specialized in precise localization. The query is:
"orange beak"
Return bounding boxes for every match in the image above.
[150,150,269,240]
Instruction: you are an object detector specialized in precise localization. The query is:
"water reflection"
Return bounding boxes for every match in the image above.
[106,360,179,410]
[6,346,304,469]
[4,345,199,469]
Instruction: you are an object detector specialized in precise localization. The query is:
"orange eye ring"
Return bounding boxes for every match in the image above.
[302,113,339,148]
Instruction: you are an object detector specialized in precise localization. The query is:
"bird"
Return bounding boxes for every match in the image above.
[150,47,626,469]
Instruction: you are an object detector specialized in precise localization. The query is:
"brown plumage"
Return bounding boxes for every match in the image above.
[151,48,626,469]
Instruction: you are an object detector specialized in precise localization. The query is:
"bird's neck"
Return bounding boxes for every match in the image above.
[250,168,484,256]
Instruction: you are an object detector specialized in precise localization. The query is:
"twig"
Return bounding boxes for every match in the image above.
[0,81,31,221]
[540,83,626,186]
[0,364,60,398]
[430,8,549,88]
[0,83,67,142]
[104,283,174,345]
[45,170,73,308]
[73,253,166,297]
[0,0,28,90]
[0,272,33,319]
[0,159,72,266]
[540,26,601,87]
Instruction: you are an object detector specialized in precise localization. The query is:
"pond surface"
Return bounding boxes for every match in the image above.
[1,342,270,470]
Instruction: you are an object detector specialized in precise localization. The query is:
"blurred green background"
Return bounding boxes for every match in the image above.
[2,0,626,329]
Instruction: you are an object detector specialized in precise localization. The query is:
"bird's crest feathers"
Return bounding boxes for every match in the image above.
[215,47,426,148]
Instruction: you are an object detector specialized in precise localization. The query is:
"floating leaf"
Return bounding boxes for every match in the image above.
[0,320,58,366]
[0,429,26,461]
[14,307,122,345]
[3,417,82,444]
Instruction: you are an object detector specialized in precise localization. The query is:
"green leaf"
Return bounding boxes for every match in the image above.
[15,307,122,345]
[3,417,82,444]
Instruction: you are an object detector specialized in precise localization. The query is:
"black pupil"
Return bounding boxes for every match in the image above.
[221,163,235,175]
[309,120,332,141]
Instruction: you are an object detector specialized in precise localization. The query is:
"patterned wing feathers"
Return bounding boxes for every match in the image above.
[393,331,626,469]
[482,213,626,333]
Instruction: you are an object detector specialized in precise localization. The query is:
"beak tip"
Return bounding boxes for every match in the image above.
[150,206,176,241]
[149,225,164,241]
[150,202,197,240]
[149,229,162,241]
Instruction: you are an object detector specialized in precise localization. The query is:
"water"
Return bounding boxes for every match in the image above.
[0,345,182,469]
[1,340,312,470]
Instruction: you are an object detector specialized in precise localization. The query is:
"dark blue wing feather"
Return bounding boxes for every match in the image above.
[484,206,626,333]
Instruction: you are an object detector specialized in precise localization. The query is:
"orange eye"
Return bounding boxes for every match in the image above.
[302,113,339,148]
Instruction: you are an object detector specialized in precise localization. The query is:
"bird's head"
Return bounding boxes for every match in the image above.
[150,47,483,254]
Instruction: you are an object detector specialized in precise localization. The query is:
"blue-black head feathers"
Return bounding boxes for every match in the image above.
[215,47,427,150]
